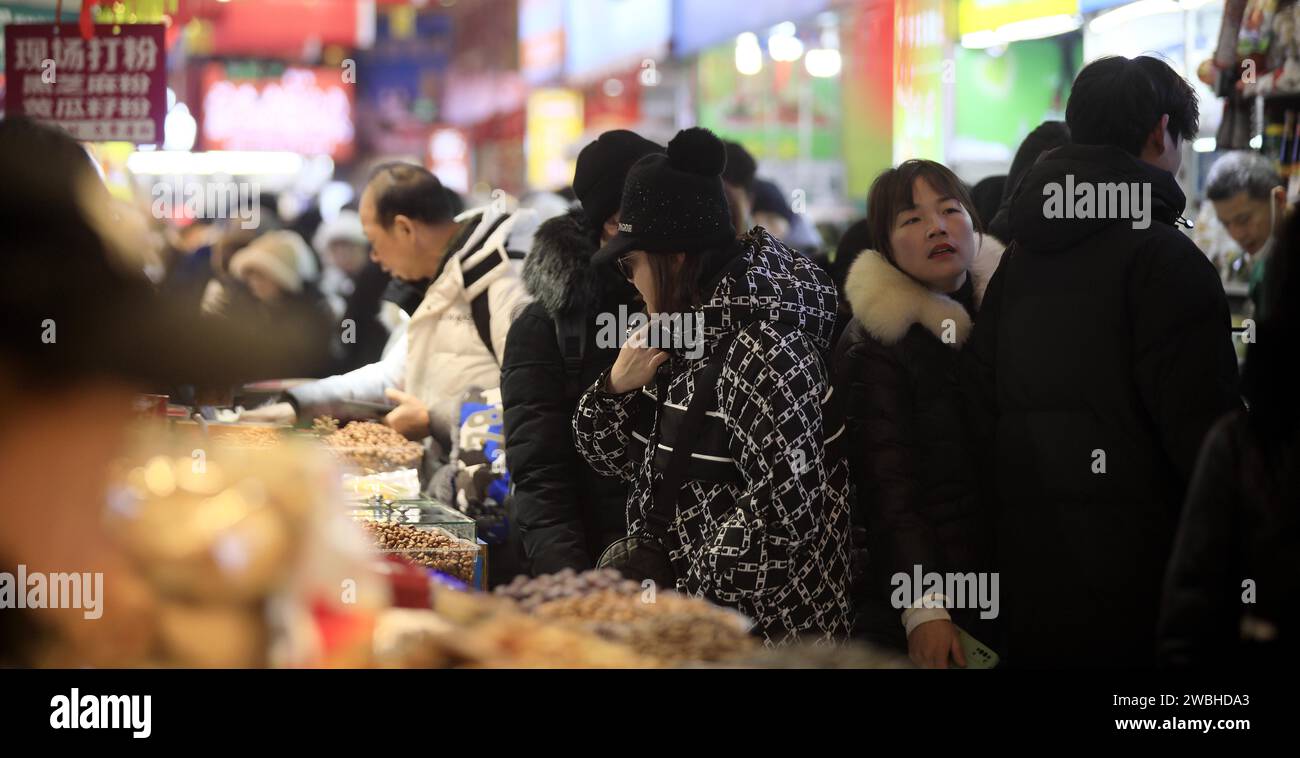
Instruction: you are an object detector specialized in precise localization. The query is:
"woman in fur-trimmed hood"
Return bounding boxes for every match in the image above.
[832,160,1003,668]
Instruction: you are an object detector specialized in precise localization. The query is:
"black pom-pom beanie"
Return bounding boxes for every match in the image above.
[590,126,737,266]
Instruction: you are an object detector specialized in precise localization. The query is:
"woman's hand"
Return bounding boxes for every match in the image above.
[907,618,967,669]
[606,322,669,394]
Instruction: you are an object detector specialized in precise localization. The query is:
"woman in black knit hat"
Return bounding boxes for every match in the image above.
[572,127,853,644]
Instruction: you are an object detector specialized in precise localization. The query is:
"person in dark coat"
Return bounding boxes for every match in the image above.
[965,55,1242,668]
[1158,206,1299,668]
[970,174,1006,234]
[834,160,1004,667]
[501,130,662,575]
[986,121,1070,245]
[573,128,852,644]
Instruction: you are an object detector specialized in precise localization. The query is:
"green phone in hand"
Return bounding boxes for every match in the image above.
[955,626,1000,669]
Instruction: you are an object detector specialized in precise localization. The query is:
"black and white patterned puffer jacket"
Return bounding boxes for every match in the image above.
[572,228,853,644]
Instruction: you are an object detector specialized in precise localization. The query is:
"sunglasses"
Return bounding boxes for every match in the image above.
[615,253,636,280]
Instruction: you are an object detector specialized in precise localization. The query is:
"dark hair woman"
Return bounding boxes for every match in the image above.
[573,127,853,644]
[832,159,1004,667]
[1158,205,1300,668]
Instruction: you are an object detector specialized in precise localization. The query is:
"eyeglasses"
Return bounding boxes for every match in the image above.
[615,253,635,280]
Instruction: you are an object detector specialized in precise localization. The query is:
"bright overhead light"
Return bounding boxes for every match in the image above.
[962,14,1080,48]
[735,32,763,76]
[805,48,841,78]
[769,33,804,62]
[1089,0,1181,34]
[126,150,306,176]
[769,22,796,38]
[961,30,1002,50]
[1192,137,1217,153]
[1250,135,1263,149]
[996,14,1081,42]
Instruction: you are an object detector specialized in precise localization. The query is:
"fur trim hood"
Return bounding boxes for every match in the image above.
[843,234,1004,347]
[521,207,603,318]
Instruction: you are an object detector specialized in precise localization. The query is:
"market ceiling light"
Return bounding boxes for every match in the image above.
[735,32,763,76]
[768,23,804,62]
[805,48,841,78]
[961,15,1081,49]
[126,150,306,176]
[1250,135,1263,149]
[1089,0,1181,35]
[1192,137,1217,153]
[163,103,198,153]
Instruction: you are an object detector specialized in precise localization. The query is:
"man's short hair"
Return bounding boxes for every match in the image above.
[722,140,758,192]
[1205,151,1283,202]
[367,162,454,228]
[1065,55,1199,156]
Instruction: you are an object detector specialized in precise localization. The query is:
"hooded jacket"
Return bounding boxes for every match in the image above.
[288,198,534,448]
[965,143,1241,667]
[833,235,1003,643]
[501,209,632,574]
[573,228,853,644]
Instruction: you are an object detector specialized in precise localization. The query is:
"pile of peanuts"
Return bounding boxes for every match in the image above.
[533,589,757,663]
[322,421,424,473]
[363,522,477,583]
[493,568,641,611]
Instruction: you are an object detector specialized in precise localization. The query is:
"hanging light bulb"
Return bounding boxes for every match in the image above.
[735,32,763,76]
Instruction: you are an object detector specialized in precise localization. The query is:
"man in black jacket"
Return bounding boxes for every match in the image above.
[501,131,661,575]
[966,55,1242,667]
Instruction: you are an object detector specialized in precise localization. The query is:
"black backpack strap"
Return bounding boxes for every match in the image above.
[643,337,733,539]
[471,291,496,363]
[554,309,587,398]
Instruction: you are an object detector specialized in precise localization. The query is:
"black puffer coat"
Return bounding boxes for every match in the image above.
[501,209,632,575]
[1158,322,1300,668]
[834,236,1003,646]
[573,229,853,645]
[966,144,1242,667]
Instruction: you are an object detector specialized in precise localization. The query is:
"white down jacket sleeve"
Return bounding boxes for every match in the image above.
[286,338,407,418]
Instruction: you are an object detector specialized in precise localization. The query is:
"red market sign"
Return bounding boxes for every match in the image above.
[3,24,166,144]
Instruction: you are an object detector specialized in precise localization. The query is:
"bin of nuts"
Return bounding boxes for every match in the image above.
[316,419,424,474]
[531,589,757,664]
[492,568,641,611]
[362,522,477,584]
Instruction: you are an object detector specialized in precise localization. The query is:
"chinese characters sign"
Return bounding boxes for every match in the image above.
[3,24,166,144]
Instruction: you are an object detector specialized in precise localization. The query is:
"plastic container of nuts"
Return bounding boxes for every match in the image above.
[362,521,478,585]
[350,497,478,543]
[314,420,424,474]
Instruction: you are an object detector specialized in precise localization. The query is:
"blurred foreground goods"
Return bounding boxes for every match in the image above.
[103,434,388,668]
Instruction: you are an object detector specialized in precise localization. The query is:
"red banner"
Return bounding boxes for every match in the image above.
[3,24,167,145]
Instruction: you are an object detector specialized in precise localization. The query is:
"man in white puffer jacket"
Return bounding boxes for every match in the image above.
[245,163,533,450]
